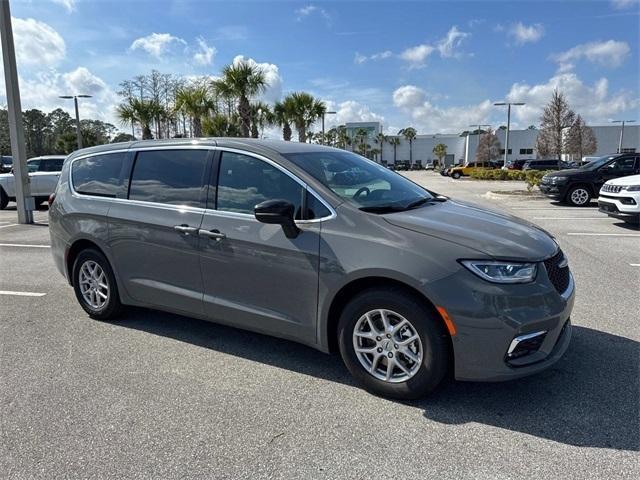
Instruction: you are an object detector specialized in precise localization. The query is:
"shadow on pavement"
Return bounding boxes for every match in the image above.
[118,309,639,451]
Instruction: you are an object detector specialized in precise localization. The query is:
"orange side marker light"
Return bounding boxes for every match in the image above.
[436,306,457,336]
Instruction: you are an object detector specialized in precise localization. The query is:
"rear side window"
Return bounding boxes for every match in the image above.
[41,158,64,172]
[217,151,303,217]
[72,153,126,197]
[27,159,40,172]
[128,149,209,207]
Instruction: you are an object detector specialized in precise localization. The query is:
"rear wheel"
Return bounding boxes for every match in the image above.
[566,185,591,206]
[0,188,8,210]
[338,288,450,400]
[72,249,123,320]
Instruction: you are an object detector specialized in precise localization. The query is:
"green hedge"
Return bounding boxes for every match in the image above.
[469,169,554,191]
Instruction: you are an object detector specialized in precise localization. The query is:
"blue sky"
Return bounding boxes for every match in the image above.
[5,0,640,135]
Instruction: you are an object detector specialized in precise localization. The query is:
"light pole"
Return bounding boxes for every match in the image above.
[0,0,33,224]
[59,94,92,150]
[612,120,636,154]
[494,102,525,167]
[321,111,337,145]
[469,124,491,163]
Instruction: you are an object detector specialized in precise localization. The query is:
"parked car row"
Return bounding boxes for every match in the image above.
[0,155,66,209]
[539,154,640,222]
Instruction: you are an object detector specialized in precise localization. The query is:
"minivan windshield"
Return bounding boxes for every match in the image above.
[284,150,434,212]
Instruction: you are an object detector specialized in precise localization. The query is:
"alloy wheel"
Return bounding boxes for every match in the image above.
[78,260,109,310]
[570,188,589,205]
[352,309,423,383]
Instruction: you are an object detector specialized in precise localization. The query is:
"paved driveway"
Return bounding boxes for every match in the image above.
[1,177,638,479]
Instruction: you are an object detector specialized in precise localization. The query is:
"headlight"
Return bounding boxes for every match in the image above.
[622,185,640,191]
[551,176,568,184]
[460,260,538,284]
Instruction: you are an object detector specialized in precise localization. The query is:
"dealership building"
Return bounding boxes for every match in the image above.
[345,122,640,166]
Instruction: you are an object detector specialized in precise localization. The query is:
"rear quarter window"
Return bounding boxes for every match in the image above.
[72,152,126,197]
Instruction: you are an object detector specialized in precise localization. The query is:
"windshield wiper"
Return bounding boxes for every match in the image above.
[359,204,406,213]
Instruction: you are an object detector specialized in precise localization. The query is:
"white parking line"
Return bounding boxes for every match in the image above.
[630,264,640,267]
[0,223,19,229]
[533,217,608,220]
[0,290,46,297]
[511,207,589,211]
[0,243,51,248]
[566,233,640,237]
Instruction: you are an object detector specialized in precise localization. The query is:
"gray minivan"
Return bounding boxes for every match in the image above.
[49,139,574,399]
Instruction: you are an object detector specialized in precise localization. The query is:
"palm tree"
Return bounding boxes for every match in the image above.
[116,98,162,140]
[374,132,387,163]
[432,143,447,167]
[273,99,295,141]
[249,101,272,139]
[388,137,400,164]
[399,127,417,163]
[214,60,267,137]
[174,85,215,138]
[287,92,326,143]
[355,128,369,157]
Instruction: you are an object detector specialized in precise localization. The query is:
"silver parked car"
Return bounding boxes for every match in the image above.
[49,139,574,399]
[0,155,66,209]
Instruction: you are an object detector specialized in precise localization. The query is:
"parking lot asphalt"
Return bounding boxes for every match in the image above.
[1,176,638,479]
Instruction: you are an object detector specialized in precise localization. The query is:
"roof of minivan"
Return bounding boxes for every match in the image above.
[66,137,341,160]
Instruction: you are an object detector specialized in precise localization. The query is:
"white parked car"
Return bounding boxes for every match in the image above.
[0,155,66,210]
[598,174,640,224]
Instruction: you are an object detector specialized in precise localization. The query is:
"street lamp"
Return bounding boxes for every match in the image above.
[59,94,92,150]
[494,102,525,167]
[612,120,636,154]
[321,110,337,145]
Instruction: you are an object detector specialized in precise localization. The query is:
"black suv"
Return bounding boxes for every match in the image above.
[539,154,640,206]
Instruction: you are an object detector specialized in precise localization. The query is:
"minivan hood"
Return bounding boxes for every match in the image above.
[383,200,557,261]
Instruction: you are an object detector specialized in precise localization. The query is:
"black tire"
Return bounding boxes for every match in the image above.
[72,248,123,321]
[337,288,450,400]
[565,185,591,207]
[0,187,8,210]
[451,171,461,179]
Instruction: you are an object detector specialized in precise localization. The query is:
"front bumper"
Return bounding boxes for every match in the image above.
[598,197,640,223]
[539,183,568,199]
[429,265,575,382]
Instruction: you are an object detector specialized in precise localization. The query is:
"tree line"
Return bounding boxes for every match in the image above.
[0,108,132,158]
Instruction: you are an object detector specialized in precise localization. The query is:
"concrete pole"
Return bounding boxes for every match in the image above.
[74,96,83,150]
[321,113,325,145]
[618,121,625,154]
[0,0,33,224]
[504,104,511,168]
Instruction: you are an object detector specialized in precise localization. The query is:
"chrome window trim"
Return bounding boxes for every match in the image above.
[68,144,337,222]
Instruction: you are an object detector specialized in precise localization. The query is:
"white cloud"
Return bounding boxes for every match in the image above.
[62,67,108,96]
[12,17,65,66]
[508,22,544,45]
[400,26,469,67]
[193,37,216,66]
[130,33,186,58]
[232,55,283,104]
[354,50,392,64]
[393,85,493,133]
[399,44,435,68]
[506,73,639,126]
[610,0,639,9]
[295,5,331,24]
[321,100,385,128]
[52,0,76,12]
[551,40,630,71]
[437,26,469,57]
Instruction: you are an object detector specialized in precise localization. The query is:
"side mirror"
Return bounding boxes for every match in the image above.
[254,199,300,239]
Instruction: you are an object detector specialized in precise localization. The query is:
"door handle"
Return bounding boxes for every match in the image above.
[199,229,226,241]
[174,224,199,235]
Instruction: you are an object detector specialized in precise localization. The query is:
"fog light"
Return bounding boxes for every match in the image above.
[506,330,547,360]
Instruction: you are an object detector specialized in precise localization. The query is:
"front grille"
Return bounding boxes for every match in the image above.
[544,250,570,294]
[601,184,622,193]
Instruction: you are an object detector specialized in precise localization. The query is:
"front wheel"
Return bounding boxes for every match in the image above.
[338,288,450,400]
[566,185,591,206]
[451,172,461,179]
[0,188,8,210]
[72,249,123,320]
